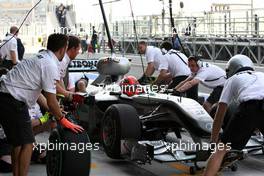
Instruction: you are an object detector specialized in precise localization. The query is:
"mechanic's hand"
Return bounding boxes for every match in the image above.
[39,112,51,125]
[58,117,84,133]
[137,75,147,85]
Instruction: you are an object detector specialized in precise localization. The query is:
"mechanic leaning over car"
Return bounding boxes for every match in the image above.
[137,41,165,83]
[203,54,264,176]
[175,55,226,113]
[57,35,82,97]
[0,33,83,176]
[156,41,198,101]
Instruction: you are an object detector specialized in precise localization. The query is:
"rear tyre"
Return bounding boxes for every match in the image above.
[46,115,91,176]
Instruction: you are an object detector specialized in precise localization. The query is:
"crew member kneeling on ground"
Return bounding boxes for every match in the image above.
[203,54,264,176]
[175,56,226,112]
[0,33,83,176]
[156,41,198,100]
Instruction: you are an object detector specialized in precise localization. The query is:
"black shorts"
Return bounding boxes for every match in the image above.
[0,92,34,147]
[206,86,223,105]
[168,75,198,101]
[0,138,11,156]
[221,100,264,150]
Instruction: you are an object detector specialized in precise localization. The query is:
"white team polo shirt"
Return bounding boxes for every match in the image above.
[220,71,264,105]
[0,50,60,107]
[0,34,18,62]
[159,49,190,77]
[145,46,162,71]
[59,53,71,79]
[192,63,226,88]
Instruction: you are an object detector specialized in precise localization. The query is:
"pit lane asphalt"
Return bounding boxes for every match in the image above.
[2,53,264,176]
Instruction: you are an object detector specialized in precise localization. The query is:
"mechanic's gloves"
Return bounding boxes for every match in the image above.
[58,117,84,133]
[39,112,51,125]
[137,74,147,85]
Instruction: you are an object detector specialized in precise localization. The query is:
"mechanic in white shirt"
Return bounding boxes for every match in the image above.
[0,26,19,69]
[0,33,83,176]
[56,35,81,98]
[175,56,226,112]
[203,55,264,176]
[155,41,198,100]
[137,41,163,82]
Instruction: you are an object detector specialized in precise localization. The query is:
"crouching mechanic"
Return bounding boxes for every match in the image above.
[156,41,198,100]
[203,54,264,176]
[175,56,226,112]
[137,41,167,84]
[0,33,83,176]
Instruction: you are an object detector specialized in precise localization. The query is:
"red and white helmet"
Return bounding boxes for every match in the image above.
[120,76,142,96]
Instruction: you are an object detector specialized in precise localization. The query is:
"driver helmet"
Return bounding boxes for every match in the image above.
[226,54,254,78]
[120,76,141,96]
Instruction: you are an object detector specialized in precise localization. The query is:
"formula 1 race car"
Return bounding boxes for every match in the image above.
[72,56,263,174]
[72,56,216,174]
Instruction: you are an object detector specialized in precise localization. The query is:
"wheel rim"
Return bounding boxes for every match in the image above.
[102,112,117,148]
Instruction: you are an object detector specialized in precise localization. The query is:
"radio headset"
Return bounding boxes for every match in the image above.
[189,55,204,67]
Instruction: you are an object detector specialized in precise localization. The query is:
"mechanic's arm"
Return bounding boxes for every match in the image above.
[43,91,84,133]
[56,81,72,98]
[58,79,66,89]
[175,76,193,90]
[43,91,63,120]
[211,102,227,143]
[176,78,200,92]
[10,50,17,65]
[153,69,171,85]
[37,93,49,111]
[144,62,155,77]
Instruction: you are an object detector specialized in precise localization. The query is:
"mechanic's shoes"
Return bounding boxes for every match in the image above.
[219,150,245,171]
[39,112,51,124]
[0,160,12,173]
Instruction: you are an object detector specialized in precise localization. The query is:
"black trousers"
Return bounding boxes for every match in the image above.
[221,100,264,150]
[168,75,198,101]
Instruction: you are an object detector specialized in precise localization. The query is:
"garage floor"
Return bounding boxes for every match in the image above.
[1,132,264,176]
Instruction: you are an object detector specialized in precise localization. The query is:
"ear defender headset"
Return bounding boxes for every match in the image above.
[188,55,203,67]
[161,48,168,55]
[160,41,173,55]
